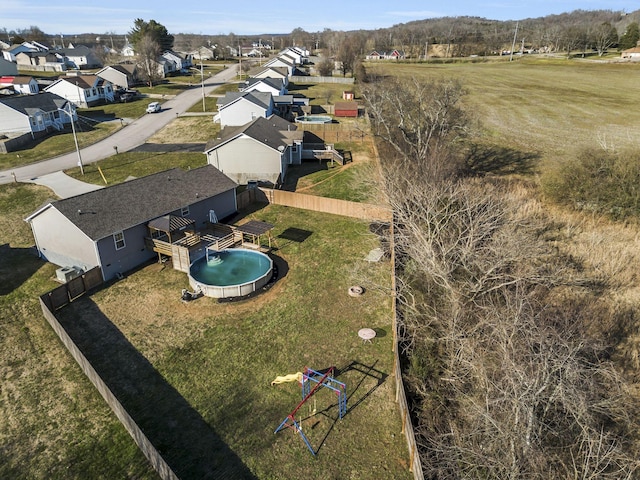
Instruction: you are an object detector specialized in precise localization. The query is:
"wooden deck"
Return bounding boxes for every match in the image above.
[145,222,270,270]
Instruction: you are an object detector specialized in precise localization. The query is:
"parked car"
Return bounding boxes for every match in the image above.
[119,91,136,102]
[146,102,161,113]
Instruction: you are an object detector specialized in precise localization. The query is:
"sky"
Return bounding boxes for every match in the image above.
[2,0,638,36]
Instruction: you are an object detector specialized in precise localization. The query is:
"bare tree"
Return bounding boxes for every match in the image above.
[592,22,619,56]
[363,76,640,478]
[137,34,162,87]
[316,56,334,76]
[362,76,469,183]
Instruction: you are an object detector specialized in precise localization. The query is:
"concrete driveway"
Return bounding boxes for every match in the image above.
[0,64,238,188]
[29,171,104,199]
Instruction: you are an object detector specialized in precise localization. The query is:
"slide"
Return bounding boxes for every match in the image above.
[271,372,303,386]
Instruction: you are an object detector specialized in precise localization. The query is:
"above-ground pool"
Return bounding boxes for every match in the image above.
[295,115,332,124]
[189,248,273,298]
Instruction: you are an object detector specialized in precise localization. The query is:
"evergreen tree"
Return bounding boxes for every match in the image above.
[619,22,640,50]
[129,18,174,53]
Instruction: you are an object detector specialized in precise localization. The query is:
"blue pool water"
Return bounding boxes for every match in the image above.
[190,249,272,287]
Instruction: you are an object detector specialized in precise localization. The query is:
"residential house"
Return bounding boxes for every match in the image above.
[53,45,102,69]
[0,92,74,137]
[121,41,136,57]
[240,77,287,97]
[622,42,640,59]
[204,115,303,186]
[44,74,115,107]
[0,75,39,94]
[227,45,240,57]
[192,45,217,60]
[273,94,309,119]
[214,91,274,127]
[96,64,140,90]
[365,49,406,60]
[25,165,238,282]
[261,56,295,76]
[279,47,308,64]
[22,41,50,51]
[15,51,65,72]
[161,50,193,73]
[0,57,18,76]
[249,66,290,85]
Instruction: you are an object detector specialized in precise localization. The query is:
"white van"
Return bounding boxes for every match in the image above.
[146,102,161,113]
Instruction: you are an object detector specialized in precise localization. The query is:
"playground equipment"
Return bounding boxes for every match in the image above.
[273,367,347,455]
[271,372,303,386]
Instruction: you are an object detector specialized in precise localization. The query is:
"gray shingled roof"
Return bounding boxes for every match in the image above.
[56,45,92,56]
[0,92,68,114]
[204,115,302,152]
[242,77,284,91]
[50,165,237,241]
[216,91,272,110]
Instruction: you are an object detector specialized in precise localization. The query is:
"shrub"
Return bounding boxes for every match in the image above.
[541,148,640,221]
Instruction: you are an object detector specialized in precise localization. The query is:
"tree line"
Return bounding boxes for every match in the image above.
[361,75,640,478]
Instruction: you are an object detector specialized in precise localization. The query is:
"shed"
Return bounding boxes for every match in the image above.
[334,101,358,118]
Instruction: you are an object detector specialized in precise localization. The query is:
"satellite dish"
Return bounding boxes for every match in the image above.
[278,145,285,152]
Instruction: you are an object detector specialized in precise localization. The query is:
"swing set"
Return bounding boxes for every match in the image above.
[273,366,347,456]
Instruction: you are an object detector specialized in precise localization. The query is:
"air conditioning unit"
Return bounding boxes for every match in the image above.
[55,266,82,283]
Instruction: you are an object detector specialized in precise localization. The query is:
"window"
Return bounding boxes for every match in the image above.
[181,206,190,216]
[113,231,125,250]
[292,143,298,153]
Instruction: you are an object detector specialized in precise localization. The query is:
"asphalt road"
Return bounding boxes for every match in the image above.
[0,63,239,185]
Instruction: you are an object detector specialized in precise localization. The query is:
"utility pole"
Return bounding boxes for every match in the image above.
[510,21,519,62]
[66,103,84,175]
[200,58,205,112]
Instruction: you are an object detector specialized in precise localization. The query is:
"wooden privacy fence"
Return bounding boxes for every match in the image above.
[290,75,354,84]
[299,123,370,144]
[41,266,103,311]
[390,221,425,480]
[261,188,391,222]
[39,296,179,480]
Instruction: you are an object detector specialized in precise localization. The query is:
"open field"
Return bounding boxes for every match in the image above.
[367,57,640,168]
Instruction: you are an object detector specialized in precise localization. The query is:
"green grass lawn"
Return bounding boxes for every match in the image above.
[54,204,409,479]
[288,82,359,106]
[65,152,207,185]
[0,180,410,478]
[187,94,220,113]
[0,183,156,479]
[0,120,121,171]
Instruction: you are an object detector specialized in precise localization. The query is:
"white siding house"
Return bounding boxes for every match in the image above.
[204,115,303,186]
[44,74,114,107]
[214,91,274,127]
[0,92,73,136]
